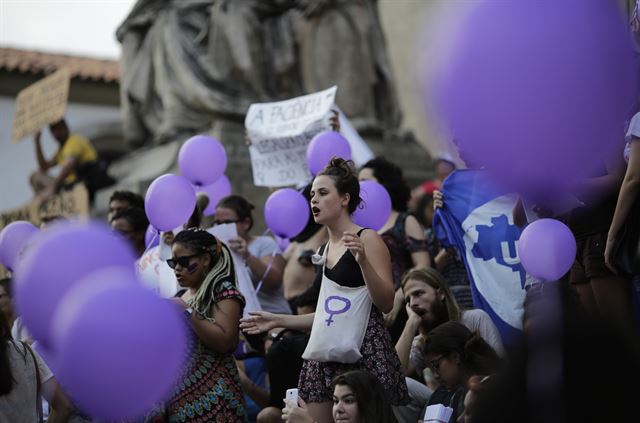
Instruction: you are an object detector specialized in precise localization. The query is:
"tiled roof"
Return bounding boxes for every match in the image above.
[0,47,120,83]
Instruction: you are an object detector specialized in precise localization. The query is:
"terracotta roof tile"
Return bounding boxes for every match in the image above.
[0,47,120,83]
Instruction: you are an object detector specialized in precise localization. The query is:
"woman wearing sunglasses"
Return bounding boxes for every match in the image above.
[419,321,502,423]
[215,195,291,315]
[157,228,247,422]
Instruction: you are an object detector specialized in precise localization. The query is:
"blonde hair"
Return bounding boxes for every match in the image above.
[401,268,461,322]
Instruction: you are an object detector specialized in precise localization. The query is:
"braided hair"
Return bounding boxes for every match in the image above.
[173,228,239,319]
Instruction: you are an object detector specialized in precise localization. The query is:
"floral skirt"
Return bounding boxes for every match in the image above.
[298,307,409,405]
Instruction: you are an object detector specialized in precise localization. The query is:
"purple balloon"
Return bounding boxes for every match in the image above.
[52,268,187,421]
[432,1,637,194]
[144,225,159,249]
[264,189,310,238]
[178,134,227,186]
[353,181,392,231]
[306,131,352,176]
[197,174,232,216]
[0,221,38,271]
[13,221,136,347]
[145,174,196,231]
[519,219,576,282]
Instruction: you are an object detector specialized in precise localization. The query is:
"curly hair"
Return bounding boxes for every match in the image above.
[360,157,410,212]
[317,157,361,214]
[109,190,144,209]
[172,228,238,319]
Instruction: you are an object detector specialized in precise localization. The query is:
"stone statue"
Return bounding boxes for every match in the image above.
[116,0,402,146]
[297,0,402,136]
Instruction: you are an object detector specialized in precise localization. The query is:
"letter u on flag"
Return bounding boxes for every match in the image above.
[433,170,526,344]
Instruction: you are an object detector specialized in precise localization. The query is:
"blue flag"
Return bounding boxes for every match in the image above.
[433,170,526,344]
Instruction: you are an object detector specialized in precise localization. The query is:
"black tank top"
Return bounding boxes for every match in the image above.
[313,228,367,288]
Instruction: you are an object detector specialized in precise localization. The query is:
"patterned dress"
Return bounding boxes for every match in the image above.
[147,281,247,422]
[298,233,409,406]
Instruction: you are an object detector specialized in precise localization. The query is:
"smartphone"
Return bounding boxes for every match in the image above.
[285,388,299,407]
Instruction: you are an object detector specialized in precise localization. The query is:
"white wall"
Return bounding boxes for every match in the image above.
[0,97,121,211]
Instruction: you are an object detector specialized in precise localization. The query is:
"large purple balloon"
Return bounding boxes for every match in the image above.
[306,131,352,176]
[52,268,187,421]
[0,221,38,271]
[198,174,232,216]
[432,0,637,194]
[353,181,392,231]
[264,189,310,238]
[13,221,136,347]
[519,219,576,282]
[145,174,196,231]
[178,135,227,186]
[144,225,159,249]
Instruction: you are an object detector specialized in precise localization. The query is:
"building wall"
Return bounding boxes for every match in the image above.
[378,0,444,159]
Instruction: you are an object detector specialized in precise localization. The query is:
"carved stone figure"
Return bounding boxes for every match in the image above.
[116,0,402,146]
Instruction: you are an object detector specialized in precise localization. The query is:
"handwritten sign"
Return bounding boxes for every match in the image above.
[0,184,89,231]
[246,87,337,187]
[12,68,71,143]
[136,246,179,298]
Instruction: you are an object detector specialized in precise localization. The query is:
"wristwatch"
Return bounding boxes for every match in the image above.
[185,307,194,316]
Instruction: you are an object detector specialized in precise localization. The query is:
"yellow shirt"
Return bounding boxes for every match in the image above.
[54,133,97,184]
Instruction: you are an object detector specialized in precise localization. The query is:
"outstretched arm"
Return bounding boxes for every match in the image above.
[240,311,315,334]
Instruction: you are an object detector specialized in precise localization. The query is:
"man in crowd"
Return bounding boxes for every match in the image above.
[30,118,114,204]
[110,207,149,257]
[107,190,145,223]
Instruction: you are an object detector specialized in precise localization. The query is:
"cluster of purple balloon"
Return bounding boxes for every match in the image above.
[263,180,393,241]
[12,221,187,421]
[145,135,230,238]
[430,0,636,196]
[427,1,636,282]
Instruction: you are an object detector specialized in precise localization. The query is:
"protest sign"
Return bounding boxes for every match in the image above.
[137,246,179,298]
[12,68,71,143]
[0,184,89,231]
[245,87,337,187]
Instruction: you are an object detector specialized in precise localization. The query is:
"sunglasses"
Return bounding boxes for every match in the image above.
[166,253,201,269]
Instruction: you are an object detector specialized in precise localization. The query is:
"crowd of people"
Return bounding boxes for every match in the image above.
[1,106,640,423]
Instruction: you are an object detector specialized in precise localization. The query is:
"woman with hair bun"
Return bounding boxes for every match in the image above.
[241,158,408,422]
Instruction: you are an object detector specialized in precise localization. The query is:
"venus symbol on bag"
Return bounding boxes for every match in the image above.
[324,296,351,326]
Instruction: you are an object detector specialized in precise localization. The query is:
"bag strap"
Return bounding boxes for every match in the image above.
[23,342,44,423]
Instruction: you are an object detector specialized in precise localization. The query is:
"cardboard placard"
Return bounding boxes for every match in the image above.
[0,183,90,231]
[12,68,71,143]
[245,87,337,187]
